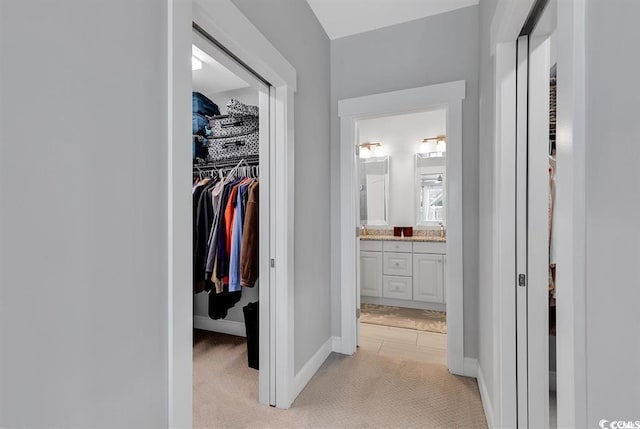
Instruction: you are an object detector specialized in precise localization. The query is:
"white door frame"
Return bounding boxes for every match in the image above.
[168,0,298,426]
[492,40,518,429]
[337,81,467,376]
[490,0,588,427]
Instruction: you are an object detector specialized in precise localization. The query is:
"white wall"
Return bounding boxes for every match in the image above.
[230,0,332,373]
[330,5,480,358]
[477,0,499,419]
[0,1,168,427]
[358,110,446,227]
[584,0,640,423]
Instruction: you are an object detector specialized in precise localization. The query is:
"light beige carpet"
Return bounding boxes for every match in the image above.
[194,329,487,429]
[361,303,447,334]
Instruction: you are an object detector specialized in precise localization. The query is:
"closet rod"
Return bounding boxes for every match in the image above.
[193,156,259,170]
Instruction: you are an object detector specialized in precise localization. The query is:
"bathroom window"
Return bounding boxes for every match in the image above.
[415,154,446,227]
[419,174,445,223]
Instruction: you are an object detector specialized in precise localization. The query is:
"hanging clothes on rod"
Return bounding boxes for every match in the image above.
[193,157,260,320]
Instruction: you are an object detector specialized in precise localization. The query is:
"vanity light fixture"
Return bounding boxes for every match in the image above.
[419,135,447,156]
[359,142,384,158]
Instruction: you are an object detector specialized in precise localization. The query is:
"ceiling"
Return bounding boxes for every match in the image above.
[306,0,479,40]
[192,45,249,97]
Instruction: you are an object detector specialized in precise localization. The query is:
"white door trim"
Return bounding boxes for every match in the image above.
[168,0,298,426]
[337,81,467,375]
[493,41,518,429]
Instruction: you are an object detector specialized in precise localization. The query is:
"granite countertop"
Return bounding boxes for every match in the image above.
[359,235,446,243]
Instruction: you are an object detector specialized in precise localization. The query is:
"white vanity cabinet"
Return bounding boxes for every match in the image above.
[360,251,383,297]
[413,253,444,302]
[360,239,445,308]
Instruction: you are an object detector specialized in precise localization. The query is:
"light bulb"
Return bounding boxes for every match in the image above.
[373,145,385,157]
[436,139,447,153]
[359,146,371,159]
[419,140,437,154]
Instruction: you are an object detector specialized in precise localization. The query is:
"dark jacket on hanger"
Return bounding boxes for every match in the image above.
[192,180,210,293]
[241,181,259,287]
[214,180,239,283]
[194,178,218,293]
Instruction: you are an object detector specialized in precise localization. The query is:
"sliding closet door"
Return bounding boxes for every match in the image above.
[515,34,530,429]
[515,1,556,427]
[259,86,274,406]
[527,27,552,429]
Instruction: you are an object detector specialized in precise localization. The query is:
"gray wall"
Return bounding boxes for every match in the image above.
[330,6,481,358]
[231,0,332,373]
[584,0,640,423]
[477,0,499,414]
[0,1,168,427]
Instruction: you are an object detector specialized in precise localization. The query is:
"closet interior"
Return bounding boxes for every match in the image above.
[191,30,265,406]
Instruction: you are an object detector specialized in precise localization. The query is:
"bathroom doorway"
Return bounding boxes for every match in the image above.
[337,81,469,376]
[356,110,448,365]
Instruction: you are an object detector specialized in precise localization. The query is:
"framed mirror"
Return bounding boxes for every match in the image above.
[415,153,446,227]
[359,156,390,226]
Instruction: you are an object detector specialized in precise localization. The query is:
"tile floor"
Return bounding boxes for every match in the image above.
[359,322,447,365]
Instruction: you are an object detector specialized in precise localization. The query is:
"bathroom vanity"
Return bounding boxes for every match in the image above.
[360,236,446,311]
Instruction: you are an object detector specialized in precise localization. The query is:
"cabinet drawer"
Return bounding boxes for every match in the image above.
[413,241,446,254]
[383,275,413,300]
[383,241,413,253]
[383,252,412,276]
[360,240,383,252]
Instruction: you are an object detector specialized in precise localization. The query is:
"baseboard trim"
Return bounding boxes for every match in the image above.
[462,357,478,378]
[477,365,495,429]
[331,335,352,355]
[193,315,246,337]
[293,337,333,400]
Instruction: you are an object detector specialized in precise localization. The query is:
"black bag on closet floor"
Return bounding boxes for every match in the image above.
[208,289,242,320]
[243,301,259,370]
